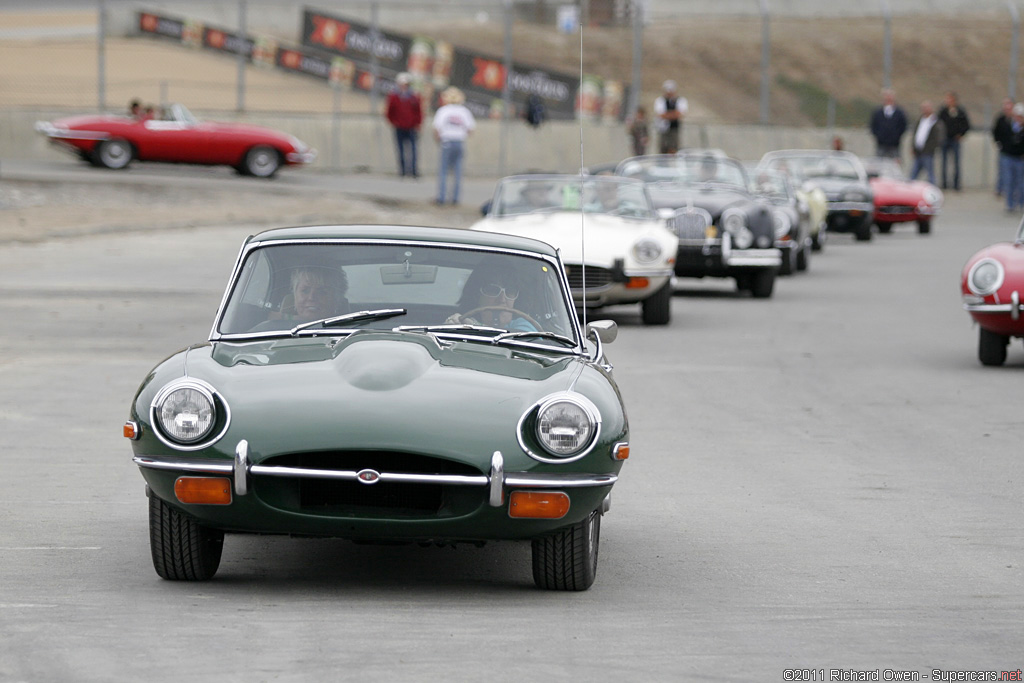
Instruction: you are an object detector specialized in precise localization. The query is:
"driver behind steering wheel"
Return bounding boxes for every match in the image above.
[445,262,538,332]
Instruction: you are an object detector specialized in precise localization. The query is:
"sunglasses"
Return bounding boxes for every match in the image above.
[480,284,519,300]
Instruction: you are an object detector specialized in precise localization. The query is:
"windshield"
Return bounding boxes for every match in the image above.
[762,154,865,181]
[491,176,656,219]
[862,157,906,181]
[616,155,748,190]
[217,242,577,345]
[749,170,792,201]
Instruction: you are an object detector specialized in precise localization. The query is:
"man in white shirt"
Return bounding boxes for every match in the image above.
[653,80,687,154]
[432,87,476,205]
[909,100,945,185]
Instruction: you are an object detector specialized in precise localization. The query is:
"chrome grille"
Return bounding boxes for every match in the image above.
[672,207,712,241]
[878,205,915,214]
[564,264,613,290]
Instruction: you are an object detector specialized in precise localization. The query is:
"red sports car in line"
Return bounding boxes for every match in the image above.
[863,157,943,234]
[36,103,315,178]
[961,218,1024,366]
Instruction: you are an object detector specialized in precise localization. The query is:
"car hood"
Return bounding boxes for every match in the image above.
[870,177,932,202]
[50,114,128,130]
[470,212,676,266]
[200,120,293,142]
[172,331,583,465]
[646,185,750,217]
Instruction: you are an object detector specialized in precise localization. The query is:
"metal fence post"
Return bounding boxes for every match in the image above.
[499,0,512,177]
[237,0,247,113]
[882,0,892,89]
[97,0,107,112]
[1010,0,1020,99]
[629,0,644,118]
[759,0,770,125]
[370,2,384,173]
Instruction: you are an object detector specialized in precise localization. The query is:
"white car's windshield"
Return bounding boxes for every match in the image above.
[217,242,576,345]
[492,176,656,219]
[763,154,865,181]
[617,155,748,190]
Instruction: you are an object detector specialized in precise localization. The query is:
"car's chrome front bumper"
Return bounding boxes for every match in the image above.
[964,291,1023,320]
[570,269,672,307]
[827,201,874,213]
[135,445,618,510]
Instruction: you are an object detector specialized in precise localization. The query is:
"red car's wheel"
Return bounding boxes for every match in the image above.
[242,146,281,178]
[876,221,893,234]
[94,138,132,170]
[979,328,1009,367]
[918,220,931,234]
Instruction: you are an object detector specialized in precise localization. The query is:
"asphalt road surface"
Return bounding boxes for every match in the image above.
[0,176,1021,682]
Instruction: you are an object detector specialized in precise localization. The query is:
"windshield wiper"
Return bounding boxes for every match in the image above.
[492,330,577,348]
[290,308,407,336]
[393,323,506,335]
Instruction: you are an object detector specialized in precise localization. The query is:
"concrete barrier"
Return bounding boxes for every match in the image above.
[2,107,998,189]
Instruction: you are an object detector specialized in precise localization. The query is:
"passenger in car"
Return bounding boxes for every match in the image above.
[445,262,537,332]
[285,266,349,322]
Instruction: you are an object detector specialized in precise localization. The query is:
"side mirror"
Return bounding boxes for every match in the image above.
[480,200,492,216]
[587,319,618,344]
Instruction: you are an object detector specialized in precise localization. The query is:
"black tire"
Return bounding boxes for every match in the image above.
[149,494,224,581]
[778,245,796,276]
[811,230,825,252]
[94,138,132,169]
[918,220,931,234]
[532,509,600,591]
[734,273,752,292]
[855,219,873,242]
[978,327,1009,367]
[641,281,672,325]
[796,243,810,272]
[242,146,281,178]
[877,222,893,234]
[749,269,776,298]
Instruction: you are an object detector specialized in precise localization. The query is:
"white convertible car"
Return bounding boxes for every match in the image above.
[471,175,678,325]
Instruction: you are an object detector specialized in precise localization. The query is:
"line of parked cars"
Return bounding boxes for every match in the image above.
[113,138,962,589]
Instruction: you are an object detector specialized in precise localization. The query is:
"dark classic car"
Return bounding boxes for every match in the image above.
[862,156,944,234]
[748,168,812,275]
[126,225,628,590]
[36,103,315,177]
[471,175,678,325]
[961,217,1024,366]
[760,150,875,242]
[616,153,782,298]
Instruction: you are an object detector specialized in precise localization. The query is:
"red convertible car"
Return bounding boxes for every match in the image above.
[863,157,943,234]
[961,218,1024,366]
[36,103,315,178]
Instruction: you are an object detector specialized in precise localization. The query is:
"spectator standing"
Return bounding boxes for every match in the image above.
[432,87,475,206]
[938,90,970,190]
[992,97,1014,197]
[869,88,908,158]
[653,80,687,154]
[1001,103,1024,213]
[909,100,945,185]
[386,73,423,178]
[524,95,546,128]
[627,106,650,157]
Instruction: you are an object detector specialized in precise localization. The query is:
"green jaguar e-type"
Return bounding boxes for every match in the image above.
[126,225,629,590]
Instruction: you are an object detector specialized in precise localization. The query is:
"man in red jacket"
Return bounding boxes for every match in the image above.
[386,73,423,178]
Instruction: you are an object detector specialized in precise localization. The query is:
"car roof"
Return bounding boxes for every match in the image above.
[248,224,559,257]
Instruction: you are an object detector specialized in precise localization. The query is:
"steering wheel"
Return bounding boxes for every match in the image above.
[461,305,542,331]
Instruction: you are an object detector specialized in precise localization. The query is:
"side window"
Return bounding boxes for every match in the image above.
[239,251,272,307]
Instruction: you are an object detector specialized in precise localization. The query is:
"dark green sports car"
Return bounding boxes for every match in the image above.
[126,225,629,590]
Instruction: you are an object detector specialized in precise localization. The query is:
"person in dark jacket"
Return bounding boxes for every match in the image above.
[1002,103,1024,212]
[869,88,909,158]
[386,72,423,178]
[992,97,1014,197]
[938,90,970,190]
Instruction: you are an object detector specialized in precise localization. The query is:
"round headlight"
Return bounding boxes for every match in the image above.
[632,238,663,263]
[922,187,943,206]
[722,210,746,235]
[734,227,754,249]
[968,259,1004,296]
[156,384,215,444]
[536,398,596,457]
[771,210,791,239]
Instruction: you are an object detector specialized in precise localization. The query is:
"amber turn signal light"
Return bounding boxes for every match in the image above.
[612,442,630,460]
[174,477,232,505]
[625,277,650,289]
[508,491,570,519]
[123,421,139,440]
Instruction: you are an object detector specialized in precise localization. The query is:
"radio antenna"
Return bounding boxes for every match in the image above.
[578,15,587,330]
